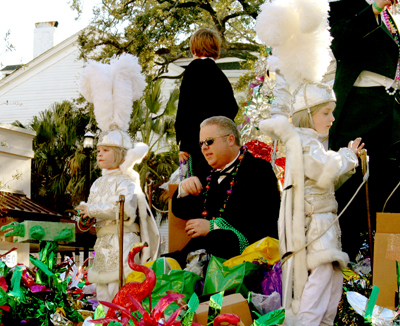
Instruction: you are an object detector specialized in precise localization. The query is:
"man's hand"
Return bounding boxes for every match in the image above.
[179,151,190,163]
[185,219,210,238]
[373,0,394,15]
[181,177,203,196]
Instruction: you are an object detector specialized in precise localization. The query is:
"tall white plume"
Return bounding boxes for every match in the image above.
[256,0,331,89]
[80,53,146,132]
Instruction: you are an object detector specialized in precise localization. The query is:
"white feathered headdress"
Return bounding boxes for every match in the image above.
[80,53,148,174]
[256,0,335,115]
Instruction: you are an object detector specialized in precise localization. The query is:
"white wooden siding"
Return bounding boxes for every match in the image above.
[0,49,83,125]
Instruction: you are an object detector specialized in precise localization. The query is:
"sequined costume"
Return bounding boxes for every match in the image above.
[84,168,160,284]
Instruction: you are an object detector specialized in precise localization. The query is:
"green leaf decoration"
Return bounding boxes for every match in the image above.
[252,308,285,326]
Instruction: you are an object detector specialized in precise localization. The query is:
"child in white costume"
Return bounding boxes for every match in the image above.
[76,54,160,303]
[255,0,364,324]
[260,84,364,326]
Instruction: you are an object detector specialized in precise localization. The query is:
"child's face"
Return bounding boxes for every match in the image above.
[312,102,336,134]
[97,146,116,170]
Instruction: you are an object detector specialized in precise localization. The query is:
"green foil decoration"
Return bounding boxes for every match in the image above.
[182,293,199,326]
[364,285,379,323]
[207,291,224,326]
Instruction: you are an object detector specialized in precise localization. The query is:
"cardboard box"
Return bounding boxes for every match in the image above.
[372,213,400,309]
[193,293,253,326]
[168,184,191,253]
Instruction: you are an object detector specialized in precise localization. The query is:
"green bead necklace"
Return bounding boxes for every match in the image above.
[202,146,249,253]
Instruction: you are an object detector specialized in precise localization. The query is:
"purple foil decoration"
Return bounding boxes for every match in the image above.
[249,82,260,89]
[261,261,282,299]
[31,284,51,293]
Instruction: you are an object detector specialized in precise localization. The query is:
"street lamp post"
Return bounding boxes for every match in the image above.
[82,132,95,262]
[83,132,95,202]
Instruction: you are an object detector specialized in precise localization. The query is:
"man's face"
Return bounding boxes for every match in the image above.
[200,124,232,169]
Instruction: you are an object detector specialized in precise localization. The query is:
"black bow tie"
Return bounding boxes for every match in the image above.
[213,157,240,178]
[213,169,231,178]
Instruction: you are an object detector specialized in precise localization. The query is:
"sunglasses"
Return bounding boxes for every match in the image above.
[199,134,230,147]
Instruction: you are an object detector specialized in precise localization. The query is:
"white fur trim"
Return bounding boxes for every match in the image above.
[259,115,296,143]
[307,248,349,270]
[267,55,280,72]
[315,153,342,189]
[119,142,149,175]
[259,116,308,315]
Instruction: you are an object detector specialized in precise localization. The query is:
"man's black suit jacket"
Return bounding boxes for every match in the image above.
[172,152,280,245]
[329,0,399,152]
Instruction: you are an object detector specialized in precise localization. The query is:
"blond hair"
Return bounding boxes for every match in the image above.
[292,102,333,128]
[97,145,127,169]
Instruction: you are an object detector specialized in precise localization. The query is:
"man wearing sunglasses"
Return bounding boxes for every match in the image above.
[167,116,281,268]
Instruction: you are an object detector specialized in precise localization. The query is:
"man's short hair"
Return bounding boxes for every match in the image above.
[190,28,221,60]
[200,116,241,146]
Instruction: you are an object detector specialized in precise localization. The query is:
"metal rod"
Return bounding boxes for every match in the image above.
[360,149,373,270]
[118,195,125,290]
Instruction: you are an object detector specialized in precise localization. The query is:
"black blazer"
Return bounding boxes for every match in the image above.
[171,152,281,244]
[175,59,239,165]
[329,0,399,146]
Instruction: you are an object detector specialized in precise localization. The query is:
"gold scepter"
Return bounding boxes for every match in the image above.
[360,149,373,270]
[119,195,125,290]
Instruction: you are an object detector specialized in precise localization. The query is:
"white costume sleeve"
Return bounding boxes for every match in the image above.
[87,177,138,220]
[270,70,293,119]
[303,139,358,189]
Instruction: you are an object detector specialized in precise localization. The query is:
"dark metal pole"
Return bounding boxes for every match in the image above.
[118,195,125,290]
[360,149,373,270]
[84,148,91,201]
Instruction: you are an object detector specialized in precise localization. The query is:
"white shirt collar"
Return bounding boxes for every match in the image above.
[215,151,241,172]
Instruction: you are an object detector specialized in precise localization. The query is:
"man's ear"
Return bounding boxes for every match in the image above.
[227,134,235,146]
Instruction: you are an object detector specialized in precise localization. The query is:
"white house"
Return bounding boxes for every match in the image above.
[0,22,247,126]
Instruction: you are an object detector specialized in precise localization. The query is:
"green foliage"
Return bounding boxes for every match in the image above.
[28,100,99,214]
[71,0,267,80]
[130,80,180,218]
[130,79,179,152]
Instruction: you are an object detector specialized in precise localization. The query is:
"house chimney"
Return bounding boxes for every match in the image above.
[33,21,59,58]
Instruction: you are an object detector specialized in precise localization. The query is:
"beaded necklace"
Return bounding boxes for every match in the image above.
[201,146,250,253]
[382,9,400,94]
[179,155,193,181]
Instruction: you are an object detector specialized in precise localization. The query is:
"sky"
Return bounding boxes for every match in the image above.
[1,0,100,67]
